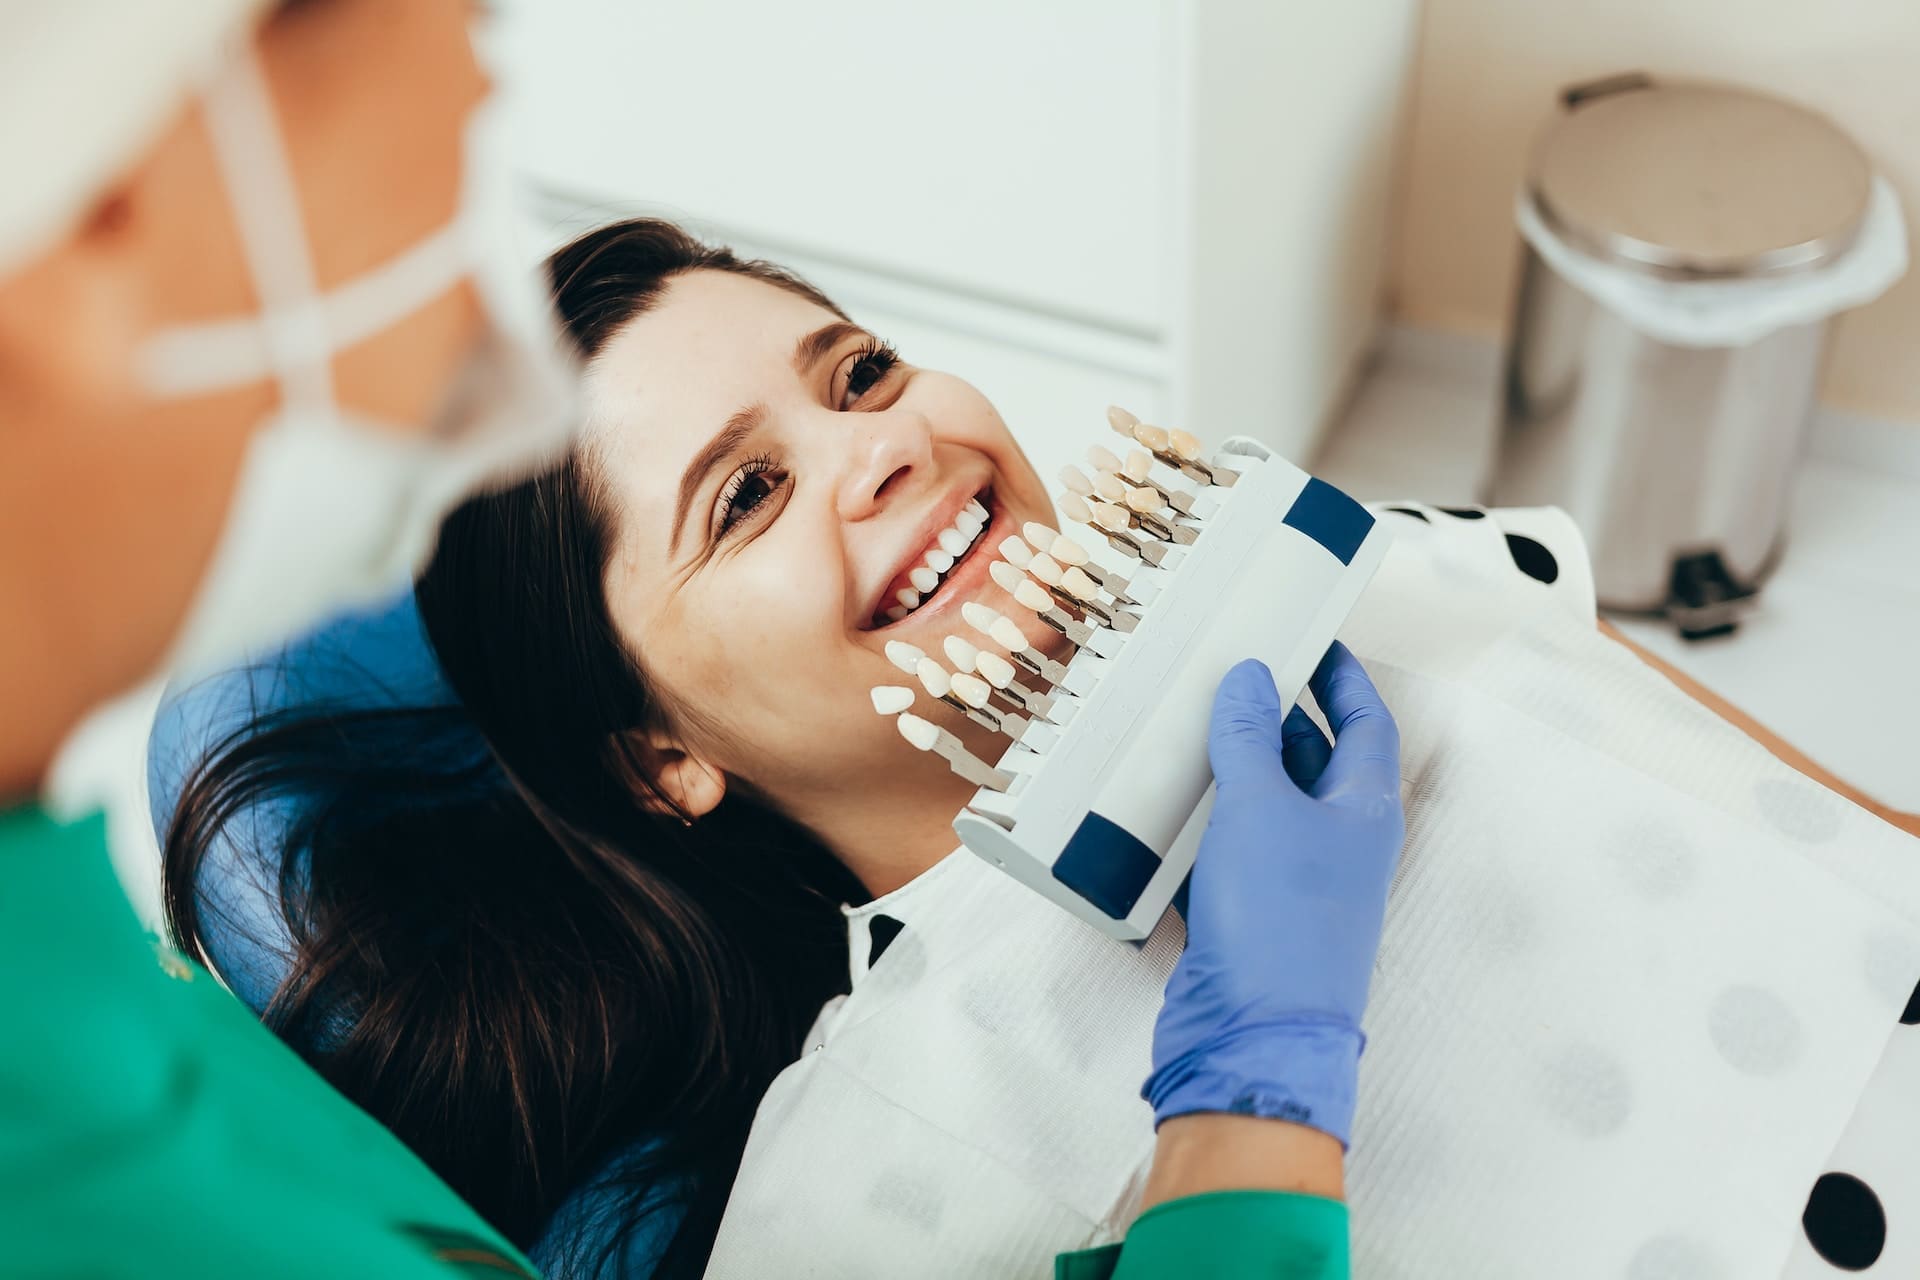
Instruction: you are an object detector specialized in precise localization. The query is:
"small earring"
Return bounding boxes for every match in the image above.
[680,816,693,829]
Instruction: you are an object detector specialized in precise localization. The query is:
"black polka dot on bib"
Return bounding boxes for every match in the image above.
[1902,979,1920,1026]
[1504,533,1560,584]
[1439,506,1487,520]
[1802,1172,1886,1269]
[1384,506,1431,523]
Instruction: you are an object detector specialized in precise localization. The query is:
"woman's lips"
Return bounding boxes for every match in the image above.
[866,490,999,633]
[864,488,993,630]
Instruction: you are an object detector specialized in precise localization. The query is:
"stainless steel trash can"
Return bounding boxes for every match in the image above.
[1493,75,1875,639]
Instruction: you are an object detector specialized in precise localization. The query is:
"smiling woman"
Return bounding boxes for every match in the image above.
[158,216,1066,1277]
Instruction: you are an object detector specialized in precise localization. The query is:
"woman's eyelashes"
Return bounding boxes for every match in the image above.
[837,339,900,409]
[714,453,789,540]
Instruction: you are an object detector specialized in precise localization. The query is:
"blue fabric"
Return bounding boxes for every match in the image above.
[145,586,681,1277]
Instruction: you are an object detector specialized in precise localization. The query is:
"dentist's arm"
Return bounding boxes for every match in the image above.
[1055,644,1404,1280]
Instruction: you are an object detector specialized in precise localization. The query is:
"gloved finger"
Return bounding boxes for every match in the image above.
[1207,659,1291,791]
[1280,704,1332,790]
[1307,643,1402,804]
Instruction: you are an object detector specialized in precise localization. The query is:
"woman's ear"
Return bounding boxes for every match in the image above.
[631,734,728,821]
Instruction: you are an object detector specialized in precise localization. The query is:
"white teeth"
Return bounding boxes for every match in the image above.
[915,657,952,699]
[1107,405,1141,435]
[1168,428,1202,460]
[908,566,939,594]
[966,497,987,520]
[885,640,925,673]
[1126,486,1161,514]
[975,650,1016,687]
[884,605,910,623]
[897,712,941,751]
[1090,501,1132,533]
[1088,444,1122,475]
[938,528,970,557]
[1028,553,1064,586]
[956,509,985,537]
[989,560,1026,594]
[897,587,922,609]
[1058,491,1094,524]
[961,601,1000,634]
[1093,473,1127,504]
[1124,449,1154,482]
[998,535,1033,568]
[1133,424,1170,452]
[925,548,955,573]
[870,685,915,714]
[1059,465,1094,497]
[950,672,992,708]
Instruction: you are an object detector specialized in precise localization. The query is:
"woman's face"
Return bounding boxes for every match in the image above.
[587,269,1060,829]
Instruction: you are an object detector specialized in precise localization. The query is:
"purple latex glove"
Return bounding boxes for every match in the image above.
[1143,642,1405,1148]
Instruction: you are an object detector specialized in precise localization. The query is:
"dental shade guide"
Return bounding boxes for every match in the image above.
[882,409,1390,942]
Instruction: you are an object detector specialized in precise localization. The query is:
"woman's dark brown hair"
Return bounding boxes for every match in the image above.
[162,219,868,1278]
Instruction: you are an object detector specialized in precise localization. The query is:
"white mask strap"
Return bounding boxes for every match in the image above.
[194,44,333,410]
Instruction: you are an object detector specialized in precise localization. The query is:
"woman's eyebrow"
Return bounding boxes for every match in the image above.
[670,404,764,558]
[792,321,868,375]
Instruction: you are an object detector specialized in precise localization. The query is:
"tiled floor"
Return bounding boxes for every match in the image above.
[1315,327,1920,812]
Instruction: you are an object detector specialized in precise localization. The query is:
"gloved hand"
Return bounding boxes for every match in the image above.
[1143,642,1405,1149]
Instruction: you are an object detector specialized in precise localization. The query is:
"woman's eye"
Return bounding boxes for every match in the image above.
[718,463,786,537]
[840,343,899,408]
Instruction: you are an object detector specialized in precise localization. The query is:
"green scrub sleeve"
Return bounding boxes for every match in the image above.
[1055,1190,1349,1280]
[0,804,536,1279]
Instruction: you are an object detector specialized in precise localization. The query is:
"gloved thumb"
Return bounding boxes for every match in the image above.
[1207,659,1292,792]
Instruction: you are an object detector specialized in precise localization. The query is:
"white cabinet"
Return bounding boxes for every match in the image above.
[497,0,1418,466]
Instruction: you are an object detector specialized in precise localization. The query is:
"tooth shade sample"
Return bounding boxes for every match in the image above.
[989,560,1026,594]
[938,528,970,557]
[1058,465,1094,497]
[1021,522,1057,550]
[1123,449,1154,482]
[915,658,952,698]
[1013,580,1055,614]
[950,672,992,708]
[997,535,1034,568]
[1060,567,1100,600]
[1048,534,1090,566]
[1107,405,1141,434]
[1125,486,1161,514]
[1090,501,1132,533]
[896,588,921,609]
[870,685,915,715]
[1087,444,1122,475]
[961,601,1000,634]
[1168,428,1202,460]
[975,650,1017,687]
[943,635,980,670]
[1093,473,1127,503]
[1057,491,1094,524]
[1133,424,1170,452]
[1027,553,1064,586]
[987,616,1030,652]
[884,640,925,673]
[925,548,955,573]
[896,712,941,752]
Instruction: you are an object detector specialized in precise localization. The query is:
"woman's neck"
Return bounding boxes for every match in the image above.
[783,764,979,900]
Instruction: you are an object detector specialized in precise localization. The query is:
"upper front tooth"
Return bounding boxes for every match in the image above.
[938,528,970,557]
[925,548,955,573]
[956,509,985,537]
[908,566,939,594]
[965,498,987,520]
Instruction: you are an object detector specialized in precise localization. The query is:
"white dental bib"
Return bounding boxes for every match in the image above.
[706,507,1920,1279]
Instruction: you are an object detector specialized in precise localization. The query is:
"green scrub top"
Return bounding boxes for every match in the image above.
[0,802,534,1278]
[1058,1190,1349,1279]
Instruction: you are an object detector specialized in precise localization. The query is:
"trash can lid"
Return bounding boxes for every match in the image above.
[1527,78,1873,278]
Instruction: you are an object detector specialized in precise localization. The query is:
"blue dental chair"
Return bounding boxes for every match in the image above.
[145,588,680,1279]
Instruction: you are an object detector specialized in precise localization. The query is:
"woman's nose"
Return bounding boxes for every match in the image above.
[834,407,935,523]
